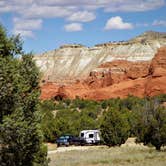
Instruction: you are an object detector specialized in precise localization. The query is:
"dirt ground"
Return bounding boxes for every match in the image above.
[47,138,145,154]
[46,138,166,166]
[48,145,106,155]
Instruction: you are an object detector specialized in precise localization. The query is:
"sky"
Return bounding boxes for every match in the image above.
[0,0,166,54]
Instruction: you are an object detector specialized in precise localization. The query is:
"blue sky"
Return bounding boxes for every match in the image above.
[0,0,166,54]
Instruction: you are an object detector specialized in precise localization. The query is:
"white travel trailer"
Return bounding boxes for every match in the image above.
[80,130,100,144]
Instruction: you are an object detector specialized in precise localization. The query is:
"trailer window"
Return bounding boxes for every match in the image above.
[89,134,94,138]
[81,133,84,137]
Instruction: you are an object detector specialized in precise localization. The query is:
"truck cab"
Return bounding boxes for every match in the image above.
[56,135,73,147]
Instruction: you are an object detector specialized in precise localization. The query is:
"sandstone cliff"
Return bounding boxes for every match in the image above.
[34,31,166,83]
[35,31,166,100]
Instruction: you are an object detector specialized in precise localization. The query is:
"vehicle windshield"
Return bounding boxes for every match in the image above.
[59,135,71,139]
[64,136,70,139]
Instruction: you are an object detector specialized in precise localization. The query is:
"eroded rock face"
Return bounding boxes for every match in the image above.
[40,46,166,101]
[38,32,166,101]
[98,60,151,83]
[145,47,166,96]
[150,47,166,73]
[35,31,166,83]
[85,68,113,88]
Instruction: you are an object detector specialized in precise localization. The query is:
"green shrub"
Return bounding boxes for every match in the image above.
[0,24,48,166]
[39,100,57,142]
[135,99,166,150]
[100,108,130,146]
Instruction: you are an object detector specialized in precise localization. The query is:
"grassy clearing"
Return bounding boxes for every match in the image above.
[46,143,57,151]
[48,146,166,166]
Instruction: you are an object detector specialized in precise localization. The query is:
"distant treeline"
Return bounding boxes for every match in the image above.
[39,94,166,150]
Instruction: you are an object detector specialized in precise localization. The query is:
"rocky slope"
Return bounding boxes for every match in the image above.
[34,31,166,100]
[34,31,166,83]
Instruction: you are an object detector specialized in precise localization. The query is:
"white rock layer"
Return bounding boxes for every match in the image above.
[34,32,166,82]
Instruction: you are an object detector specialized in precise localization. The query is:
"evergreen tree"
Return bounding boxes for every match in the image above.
[100,108,130,146]
[0,24,48,165]
[135,99,166,150]
[39,100,57,142]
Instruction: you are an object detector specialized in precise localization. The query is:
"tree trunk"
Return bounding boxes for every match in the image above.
[155,145,161,151]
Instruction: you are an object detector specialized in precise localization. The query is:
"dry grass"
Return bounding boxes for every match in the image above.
[46,143,57,151]
[48,145,166,166]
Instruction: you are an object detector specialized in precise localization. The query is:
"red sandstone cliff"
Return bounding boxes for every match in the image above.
[145,47,166,96]
[40,46,166,101]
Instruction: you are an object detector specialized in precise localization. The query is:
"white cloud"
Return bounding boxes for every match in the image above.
[1,0,165,15]
[152,20,166,26]
[13,18,43,30]
[64,23,83,32]
[0,0,165,37]
[13,18,43,38]
[21,5,75,19]
[13,29,34,38]
[104,16,133,30]
[67,11,96,22]
[35,0,165,12]
[104,0,165,12]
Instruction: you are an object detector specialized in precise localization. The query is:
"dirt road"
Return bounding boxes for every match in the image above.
[48,145,105,154]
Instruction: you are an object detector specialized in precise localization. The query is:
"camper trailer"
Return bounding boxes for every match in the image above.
[80,130,100,144]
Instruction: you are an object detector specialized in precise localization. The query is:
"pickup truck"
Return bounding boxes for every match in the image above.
[56,135,85,147]
[68,136,85,146]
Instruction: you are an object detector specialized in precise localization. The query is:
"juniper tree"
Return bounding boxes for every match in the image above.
[0,24,48,166]
[100,108,130,147]
[135,99,166,150]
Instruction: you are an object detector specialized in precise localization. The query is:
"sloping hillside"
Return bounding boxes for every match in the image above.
[33,31,166,100]
[34,31,166,83]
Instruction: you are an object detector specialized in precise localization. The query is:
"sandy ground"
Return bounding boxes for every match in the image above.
[47,138,166,166]
[47,137,145,155]
[48,146,101,154]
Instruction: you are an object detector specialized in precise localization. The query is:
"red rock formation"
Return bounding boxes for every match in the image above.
[150,47,166,71]
[99,60,150,83]
[40,46,166,101]
[82,78,147,100]
[145,47,166,96]
[84,69,113,88]
[40,82,60,100]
